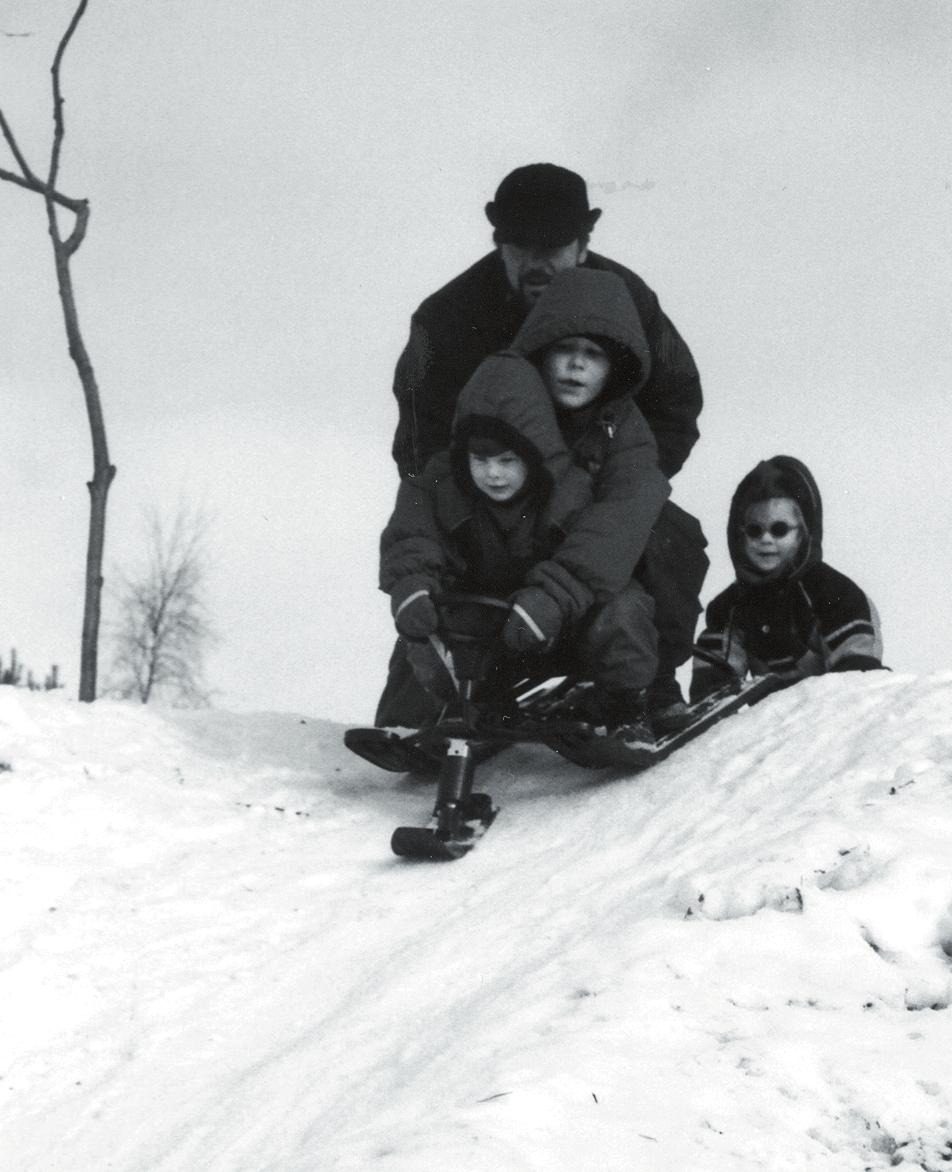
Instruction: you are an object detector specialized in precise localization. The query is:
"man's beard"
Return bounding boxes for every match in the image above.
[519,269,554,305]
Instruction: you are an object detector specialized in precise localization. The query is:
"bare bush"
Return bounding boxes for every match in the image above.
[0,650,63,691]
[108,508,217,705]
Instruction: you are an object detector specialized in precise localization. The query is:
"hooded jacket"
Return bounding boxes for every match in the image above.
[726,455,823,583]
[380,352,606,628]
[390,250,702,479]
[511,267,671,583]
[691,456,883,700]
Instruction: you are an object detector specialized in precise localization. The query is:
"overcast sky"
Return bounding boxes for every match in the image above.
[2,0,951,719]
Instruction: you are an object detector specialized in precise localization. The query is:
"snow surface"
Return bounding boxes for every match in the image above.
[3,674,952,1171]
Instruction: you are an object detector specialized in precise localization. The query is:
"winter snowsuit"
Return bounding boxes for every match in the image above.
[390,250,702,481]
[378,352,659,725]
[511,267,709,682]
[690,456,883,701]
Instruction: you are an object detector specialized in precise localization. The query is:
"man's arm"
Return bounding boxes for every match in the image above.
[391,256,510,478]
[636,300,703,478]
[391,316,439,479]
[589,255,703,478]
[392,304,496,479]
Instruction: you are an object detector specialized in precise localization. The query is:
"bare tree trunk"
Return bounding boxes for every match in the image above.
[46,201,116,701]
[1,0,113,700]
[82,468,116,700]
[49,0,114,701]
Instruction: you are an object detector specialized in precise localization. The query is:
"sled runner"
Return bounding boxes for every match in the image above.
[344,595,789,861]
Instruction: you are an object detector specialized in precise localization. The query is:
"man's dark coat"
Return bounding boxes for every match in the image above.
[391,251,702,480]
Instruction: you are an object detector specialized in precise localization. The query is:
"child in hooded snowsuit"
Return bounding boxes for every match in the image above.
[379,350,666,746]
[511,267,709,728]
[690,455,883,700]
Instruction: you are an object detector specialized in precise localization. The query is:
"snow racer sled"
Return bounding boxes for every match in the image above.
[345,594,788,862]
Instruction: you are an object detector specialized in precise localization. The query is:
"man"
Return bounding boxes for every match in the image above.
[379,163,707,726]
[391,163,702,484]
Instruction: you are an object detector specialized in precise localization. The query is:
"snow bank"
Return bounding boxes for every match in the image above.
[2,673,952,1171]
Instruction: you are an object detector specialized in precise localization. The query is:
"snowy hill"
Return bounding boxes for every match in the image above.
[2,674,952,1171]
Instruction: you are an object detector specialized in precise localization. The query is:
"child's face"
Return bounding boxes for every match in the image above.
[468,449,529,502]
[541,336,612,410]
[741,498,803,575]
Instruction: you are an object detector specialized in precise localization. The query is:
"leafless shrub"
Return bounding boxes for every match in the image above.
[108,508,217,706]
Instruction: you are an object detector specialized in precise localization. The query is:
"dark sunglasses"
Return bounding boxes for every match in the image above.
[743,521,799,539]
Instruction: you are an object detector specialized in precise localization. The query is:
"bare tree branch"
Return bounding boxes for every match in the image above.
[0,160,90,246]
[2,82,89,229]
[48,0,89,193]
[0,107,40,182]
[61,196,89,254]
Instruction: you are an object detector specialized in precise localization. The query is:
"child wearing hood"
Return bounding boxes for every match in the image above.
[512,267,708,730]
[690,456,883,700]
[380,350,663,749]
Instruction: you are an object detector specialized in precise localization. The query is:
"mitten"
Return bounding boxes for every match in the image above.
[502,587,563,654]
[391,579,439,641]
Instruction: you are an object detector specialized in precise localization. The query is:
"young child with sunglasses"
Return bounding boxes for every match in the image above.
[690,455,883,700]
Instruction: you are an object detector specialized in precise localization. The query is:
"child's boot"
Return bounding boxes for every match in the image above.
[646,669,692,733]
[597,687,656,751]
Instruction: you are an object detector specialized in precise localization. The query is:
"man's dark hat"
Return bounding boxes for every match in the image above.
[485,163,602,248]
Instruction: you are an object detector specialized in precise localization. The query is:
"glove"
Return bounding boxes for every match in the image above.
[502,588,562,654]
[391,579,439,641]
